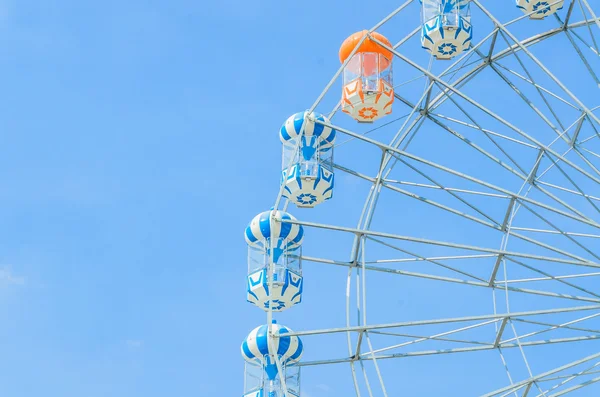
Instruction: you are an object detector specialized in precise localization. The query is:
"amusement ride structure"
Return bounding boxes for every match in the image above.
[240,0,600,395]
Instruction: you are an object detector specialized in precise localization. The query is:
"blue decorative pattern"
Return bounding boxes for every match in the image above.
[533,1,551,14]
[438,42,457,56]
[247,268,303,312]
[296,193,317,206]
[263,299,286,311]
[421,12,473,59]
[516,0,564,18]
[281,163,335,208]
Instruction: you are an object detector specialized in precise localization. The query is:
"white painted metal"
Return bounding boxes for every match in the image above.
[258,1,600,395]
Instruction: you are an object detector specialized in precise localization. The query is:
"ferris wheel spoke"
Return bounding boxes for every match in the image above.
[372,31,596,210]
[426,28,566,113]
[366,235,490,282]
[504,256,600,298]
[490,62,582,111]
[537,374,600,396]
[541,369,600,384]
[394,153,594,235]
[543,154,600,215]
[380,161,600,249]
[366,253,499,264]
[486,29,501,60]
[430,42,483,93]
[534,142,598,192]
[426,87,532,176]
[497,271,600,284]
[302,253,600,304]
[484,34,570,138]
[392,27,502,113]
[333,112,415,149]
[580,0,600,35]
[422,62,491,113]
[567,25,600,56]
[287,305,600,337]
[473,1,600,130]
[377,180,506,229]
[381,84,433,154]
[524,166,599,226]
[368,329,494,347]
[484,64,567,145]
[296,335,600,367]
[439,55,485,81]
[428,93,552,192]
[534,361,600,396]
[360,319,500,357]
[481,352,600,397]
[382,179,513,198]
[510,314,600,342]
[508,227,600,239]
[575,8,600,52]
[564,28,600,86]
[511,203,600,261]
[288,217,600,268]
[580,140,600,158]
[562,0,577,27]
[379,44,600,191]
[426,112,540,148]
[320,118,600,230]
[390,153,506,225]
[571,144,600,174]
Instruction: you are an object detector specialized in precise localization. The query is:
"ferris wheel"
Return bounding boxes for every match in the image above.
[240,0,600,396]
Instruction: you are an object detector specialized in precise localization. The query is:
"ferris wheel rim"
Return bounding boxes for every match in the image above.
[278,1,600,396]
[251,1,600,396]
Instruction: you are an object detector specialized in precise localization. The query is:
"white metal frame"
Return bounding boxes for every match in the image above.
[262,1,600,396]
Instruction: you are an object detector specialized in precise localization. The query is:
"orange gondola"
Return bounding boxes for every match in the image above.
[339,30,394,123]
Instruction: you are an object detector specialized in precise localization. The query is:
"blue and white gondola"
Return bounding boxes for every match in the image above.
[420,0,473,60]
[244,210,304,312]
[280,112,336,208]
[241,321,304,397]
[516,0,564,19]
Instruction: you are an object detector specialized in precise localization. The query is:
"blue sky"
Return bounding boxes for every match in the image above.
[0,1,369,395]
[1,0,600,396]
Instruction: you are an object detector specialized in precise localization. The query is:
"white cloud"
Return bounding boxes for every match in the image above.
[126,339,144,348]
[316,384,332,392]
[0,266,25,285]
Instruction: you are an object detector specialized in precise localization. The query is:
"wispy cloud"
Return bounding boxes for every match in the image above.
[126,339,144,349]
[0,266,25,286]
[302,384,332,397]
[316,384,331,392]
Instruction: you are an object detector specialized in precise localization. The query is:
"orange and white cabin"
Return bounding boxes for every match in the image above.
[339,30,394,123]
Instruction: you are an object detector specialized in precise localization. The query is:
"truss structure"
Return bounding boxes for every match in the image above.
[266,1,600,395]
